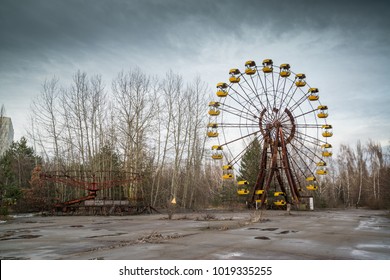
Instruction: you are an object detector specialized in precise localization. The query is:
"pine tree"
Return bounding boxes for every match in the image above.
[237,138,262,187]
[0,137,42,213]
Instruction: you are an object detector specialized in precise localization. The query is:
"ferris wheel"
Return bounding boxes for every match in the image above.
[207,59,333,208]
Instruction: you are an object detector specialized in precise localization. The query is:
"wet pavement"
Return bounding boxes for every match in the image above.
[0,209,389,260]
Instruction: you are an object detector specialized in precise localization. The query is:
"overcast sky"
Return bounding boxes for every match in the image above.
[1,0,389,151]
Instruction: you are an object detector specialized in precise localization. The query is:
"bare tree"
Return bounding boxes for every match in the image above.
[0,104,6,154]
[29,77,62,163]
[367,140,384,205]
[112,68,157,202]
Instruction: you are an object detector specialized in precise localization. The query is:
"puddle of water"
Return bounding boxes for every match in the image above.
[86,232,127,239]
[356,218,388,231]
[254,236,271,240]
[247,227,278,231]
[278,230,299,234]
[1,234,41,241]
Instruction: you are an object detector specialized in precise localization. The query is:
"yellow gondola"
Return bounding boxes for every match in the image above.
[216,82,228,97]
[237,189,250,195]
[317,161,327,167]
[207,131,218,137]
[306,185,318,191]
[322,124,333,137]
[238,180,249,185]
[316,169,328,175]
[245,60,256,75]
[211,154,223,160]
[308,88,319,101]
[222,174,234,179]
[274,191,285,197]
[229,68,241,83]
[255,189,264,195]
[321,143,333,157]
[316,161,328,175]
[279,63,291,77]
[306,176,316,181]
[207,123,218,128]
[207,123,218,137]
[262,59,273,73]
[317,105,328,118]
[295,73,306,87]
[208,109,220,116]
[222,165,233,170]
[211,145,223,159]
[316,161,327,175]
[217,90,228,97]
[208,101,220,107]
[274,200,286,206]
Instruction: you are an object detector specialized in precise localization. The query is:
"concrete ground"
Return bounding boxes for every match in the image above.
[0,208,389,260]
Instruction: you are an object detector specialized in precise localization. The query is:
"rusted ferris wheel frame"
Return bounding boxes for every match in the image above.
[207,59,333,208]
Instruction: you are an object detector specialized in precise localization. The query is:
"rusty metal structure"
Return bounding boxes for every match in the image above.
[207,59,332,208]
[36,167,157,215]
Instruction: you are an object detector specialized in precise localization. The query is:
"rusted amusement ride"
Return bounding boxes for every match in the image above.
[34,166,158,215]
[207,59,332,209]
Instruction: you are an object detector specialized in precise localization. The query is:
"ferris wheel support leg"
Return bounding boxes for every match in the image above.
[257,135,280,208]
[275,170,289,203]
[250,142,269,205]
[279,128,300,203]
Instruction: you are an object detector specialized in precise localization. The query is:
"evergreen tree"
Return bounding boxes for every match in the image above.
[237,138,262,187]
[0,137,41,213]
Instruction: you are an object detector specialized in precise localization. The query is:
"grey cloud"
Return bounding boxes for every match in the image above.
[1,0,389,59]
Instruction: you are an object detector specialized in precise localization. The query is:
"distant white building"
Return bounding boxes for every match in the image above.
[0,117,14,156]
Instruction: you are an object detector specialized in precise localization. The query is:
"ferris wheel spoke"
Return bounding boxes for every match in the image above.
[228,138,259,166]
[240,75,267,113]
[229,83,261,115]
[219,130,260,148]
[293,133,321,148]
[284,149,306,184]
[248,75,267,112]
[222,102,259,119]
[289,140,319,166]
[277,79,295,113]
[220,106,259,123]
[293,123,322,128]
[274,71,282,102]
[222,94,251,115]
[283,87,301,111]
[263,73,274,112]
[254,71,272,112]
[270,72,278,109]
[288,144,316,177]
[289,90,313,113]
[293,108,319,119]
[218,123,258,128]
[291,134,324,161]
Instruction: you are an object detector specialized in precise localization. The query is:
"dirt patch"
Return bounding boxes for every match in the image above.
[137,232,186,244]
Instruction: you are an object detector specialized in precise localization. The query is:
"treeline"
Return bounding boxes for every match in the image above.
[0,69,389,213]
[19,69,222,211]
[315,140,390,209]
